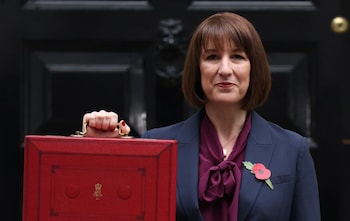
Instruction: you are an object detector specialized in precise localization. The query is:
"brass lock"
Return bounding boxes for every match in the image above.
[331,16,349,34]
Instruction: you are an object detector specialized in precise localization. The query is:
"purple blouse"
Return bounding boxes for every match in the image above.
[198,112,252,221]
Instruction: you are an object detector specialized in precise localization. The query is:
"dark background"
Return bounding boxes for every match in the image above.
[1,0,350,220]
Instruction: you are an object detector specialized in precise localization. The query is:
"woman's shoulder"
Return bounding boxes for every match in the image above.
[252,111,307,145]
[268,120,303,139]
[142,109,203,140]
[142,121,186,139]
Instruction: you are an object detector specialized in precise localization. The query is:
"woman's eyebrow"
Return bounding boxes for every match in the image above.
[202,48,243,53]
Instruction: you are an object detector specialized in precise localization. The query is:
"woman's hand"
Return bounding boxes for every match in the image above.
[82,110,130,138]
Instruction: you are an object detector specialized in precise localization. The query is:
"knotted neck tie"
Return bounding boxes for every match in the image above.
[198,160,241,202]
[198,112,251,221]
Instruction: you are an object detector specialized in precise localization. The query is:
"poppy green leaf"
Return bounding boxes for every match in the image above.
[265,179,274,190]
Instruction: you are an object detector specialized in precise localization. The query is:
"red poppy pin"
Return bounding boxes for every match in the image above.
[243,161,274,190]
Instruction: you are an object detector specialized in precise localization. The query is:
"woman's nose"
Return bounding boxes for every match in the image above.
[218,57,233,75]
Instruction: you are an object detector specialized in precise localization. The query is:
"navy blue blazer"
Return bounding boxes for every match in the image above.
[142,110,321,221]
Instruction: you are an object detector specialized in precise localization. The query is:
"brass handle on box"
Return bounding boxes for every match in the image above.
[73,122,88,137]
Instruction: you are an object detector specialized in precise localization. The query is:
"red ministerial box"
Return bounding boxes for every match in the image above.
[22,135,177,221]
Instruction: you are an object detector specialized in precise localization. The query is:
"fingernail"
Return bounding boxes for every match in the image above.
[121,120,126,126]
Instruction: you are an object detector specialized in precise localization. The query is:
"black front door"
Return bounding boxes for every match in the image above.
[1,0,349,220]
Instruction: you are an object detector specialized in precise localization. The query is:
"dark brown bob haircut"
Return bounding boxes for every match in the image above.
[182,12,271,111]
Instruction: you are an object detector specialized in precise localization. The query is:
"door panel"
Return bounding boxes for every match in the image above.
[23,51,145,136]
[1,0,349,220]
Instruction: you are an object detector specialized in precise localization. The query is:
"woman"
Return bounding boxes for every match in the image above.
[82,12,321,221]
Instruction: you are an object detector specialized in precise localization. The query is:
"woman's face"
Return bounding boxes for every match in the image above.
[199,40,251,106]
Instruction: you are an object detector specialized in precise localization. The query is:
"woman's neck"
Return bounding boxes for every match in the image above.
[205,104,247,134]
[205,104,248,158]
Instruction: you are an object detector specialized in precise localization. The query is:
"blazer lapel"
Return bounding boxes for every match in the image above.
[175,110,204,220]
[238,112,274,220]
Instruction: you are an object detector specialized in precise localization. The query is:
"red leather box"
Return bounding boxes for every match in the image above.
[22,135,177,221]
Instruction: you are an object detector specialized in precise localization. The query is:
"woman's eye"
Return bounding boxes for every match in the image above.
[206,55,218,60]
[232,54,245,60]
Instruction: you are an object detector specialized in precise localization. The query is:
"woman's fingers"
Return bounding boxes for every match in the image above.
[118,120,131,136]
[82,110,130,137]
[83,110,117,129]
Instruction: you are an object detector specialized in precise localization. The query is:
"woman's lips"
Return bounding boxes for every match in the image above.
[216,82,235,88]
